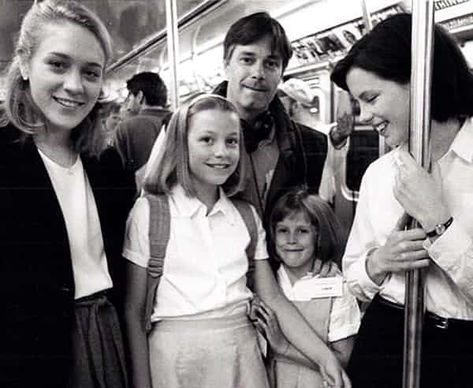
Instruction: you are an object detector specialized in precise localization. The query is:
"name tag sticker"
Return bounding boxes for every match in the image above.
[292,276,344,301]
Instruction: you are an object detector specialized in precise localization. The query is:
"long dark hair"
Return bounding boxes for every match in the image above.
[331,13,473,122]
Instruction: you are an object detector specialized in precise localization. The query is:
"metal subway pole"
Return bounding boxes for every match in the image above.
[360,0,373,32]
[165,0,180,111]
[403,2,435,388]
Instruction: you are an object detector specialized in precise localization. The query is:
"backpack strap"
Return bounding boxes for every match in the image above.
[143,194,170,333]
[232,198,258,291]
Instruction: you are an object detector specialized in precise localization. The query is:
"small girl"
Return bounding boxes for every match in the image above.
[123,95,350,388]
[254,189,361,388]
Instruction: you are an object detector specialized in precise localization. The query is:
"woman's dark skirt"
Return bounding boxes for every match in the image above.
[70,291,128,388]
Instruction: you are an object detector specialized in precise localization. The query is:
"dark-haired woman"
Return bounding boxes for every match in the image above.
[0,1,134,387]
[331,13,473,388]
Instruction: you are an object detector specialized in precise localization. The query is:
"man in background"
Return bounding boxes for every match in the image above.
[278,78,354,204]
[114,71,171,173]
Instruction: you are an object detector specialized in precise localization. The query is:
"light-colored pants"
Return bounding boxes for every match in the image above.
[149,313,269,388]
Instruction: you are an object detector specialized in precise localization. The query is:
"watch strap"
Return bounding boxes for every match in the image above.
[426,216,453,238]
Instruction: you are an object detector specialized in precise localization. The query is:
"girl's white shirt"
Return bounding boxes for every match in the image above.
[123,184,269,321]
[38,149,112,299]
[277,265,361,343]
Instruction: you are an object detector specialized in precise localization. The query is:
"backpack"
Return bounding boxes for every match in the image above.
[143,194,258,333]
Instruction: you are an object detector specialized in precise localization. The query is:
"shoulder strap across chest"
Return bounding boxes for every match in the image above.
[143,194,170,332]
[143,194,258,332]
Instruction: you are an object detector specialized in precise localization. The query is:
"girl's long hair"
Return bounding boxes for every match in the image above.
[144,94,248,198]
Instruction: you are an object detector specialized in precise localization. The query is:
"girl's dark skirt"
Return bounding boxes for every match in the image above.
[70,291,128,388]
[348,295,473,388]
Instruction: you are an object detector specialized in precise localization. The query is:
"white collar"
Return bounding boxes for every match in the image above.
[277,265,315,296]
[449,117,473,163]
[277,265,343,301]
[170,184,238,223]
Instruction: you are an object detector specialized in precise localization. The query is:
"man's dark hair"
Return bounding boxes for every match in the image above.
[331,13,473,122]
[126,71,167,107]
[223,12,293,70]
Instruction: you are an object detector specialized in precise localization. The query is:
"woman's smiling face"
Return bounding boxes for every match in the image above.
[346,66,410,148]
[25,21,105,133]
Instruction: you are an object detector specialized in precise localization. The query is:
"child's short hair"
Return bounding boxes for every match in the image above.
[269,189,344,264]
[144,94,248,197]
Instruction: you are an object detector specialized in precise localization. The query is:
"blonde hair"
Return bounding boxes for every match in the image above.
[144,94,248,197]
[1,0,112,156]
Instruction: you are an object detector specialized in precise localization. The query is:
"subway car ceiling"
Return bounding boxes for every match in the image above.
[0,0,473,102]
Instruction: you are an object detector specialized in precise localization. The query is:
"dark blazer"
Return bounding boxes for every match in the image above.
[263,106,327,223]
[213,82,327,223]
[0,124,135,388]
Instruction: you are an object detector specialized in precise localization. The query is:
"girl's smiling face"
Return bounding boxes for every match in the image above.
[187,109,241,198]
[25,21,105,133]
[346,66,410,148]
[275,211,316,279]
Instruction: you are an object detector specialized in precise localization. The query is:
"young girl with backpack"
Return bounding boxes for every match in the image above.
[253,189,360,387]
[123,95,351,388]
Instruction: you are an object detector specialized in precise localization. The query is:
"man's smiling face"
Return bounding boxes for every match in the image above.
[224,35,283,122]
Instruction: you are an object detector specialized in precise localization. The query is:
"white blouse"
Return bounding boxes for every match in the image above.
[343,118,473,319]
[38,149,112,299]
[123,185,269,321]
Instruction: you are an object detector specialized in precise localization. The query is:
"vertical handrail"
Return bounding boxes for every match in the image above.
[165,0,180,111]
[403,2,435,388]
[360,0,373,32]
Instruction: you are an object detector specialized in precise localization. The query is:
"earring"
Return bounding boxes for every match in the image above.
[22,75,28,81]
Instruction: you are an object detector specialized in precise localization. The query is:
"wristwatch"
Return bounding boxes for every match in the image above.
[426,217,453,238]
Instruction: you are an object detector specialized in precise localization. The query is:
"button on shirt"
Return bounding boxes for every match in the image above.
[123,185,269,321]
[343,118,473,319]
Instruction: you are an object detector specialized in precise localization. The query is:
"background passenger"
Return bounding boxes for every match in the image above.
[254,189,360,387]
[114,71,172,173]
[278,78,353,204]
[331,13,473,388]
[0,1,135,387]
[101,100,122,149]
